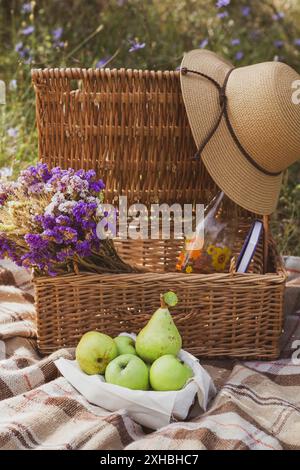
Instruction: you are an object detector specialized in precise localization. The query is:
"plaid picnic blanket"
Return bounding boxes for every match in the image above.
[0,257,300,450]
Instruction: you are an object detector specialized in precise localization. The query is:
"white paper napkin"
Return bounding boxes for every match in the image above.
[55,333,216,430]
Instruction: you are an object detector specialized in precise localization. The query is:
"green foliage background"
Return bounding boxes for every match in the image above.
[0,0,299,254]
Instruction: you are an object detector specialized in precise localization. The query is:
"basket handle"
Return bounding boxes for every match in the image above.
[263,215,269,274]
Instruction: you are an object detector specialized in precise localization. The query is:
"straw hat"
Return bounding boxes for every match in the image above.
[180,49,300,215]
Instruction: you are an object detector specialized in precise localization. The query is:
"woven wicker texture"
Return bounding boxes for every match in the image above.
[34,241,285,358]
[32,67,286,359]
[32,67,216,206]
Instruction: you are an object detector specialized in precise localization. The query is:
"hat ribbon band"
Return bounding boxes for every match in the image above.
[180,67,282,177]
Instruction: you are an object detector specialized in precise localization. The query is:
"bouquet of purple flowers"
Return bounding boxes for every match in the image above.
[0,163,134,276]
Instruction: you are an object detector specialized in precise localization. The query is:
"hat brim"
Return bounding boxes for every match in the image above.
[180,49,282,215]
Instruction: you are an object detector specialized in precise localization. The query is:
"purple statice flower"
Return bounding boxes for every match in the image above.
[85,171,105,193]
[75,240,92,257]
[231,38,240,46]
[28,183,45,195]
[199,38,209,49]
[235,51,244,61]
[0,189,8,206]
[294,39,300,47]
[21,3,32,14]
[55,215,70,226]
[0,180,17,205]
[0,237,18,262]
[274,40,284,49]
[85,169,97,180]
[96,57,111,68]
[58,226,78,243]
[43,227,64,244]
[217,11,229,18]
[21,25,35,36]
[129,40,146,53]
[216,0,230,7]
[0,163,106,274]
[89,180,105,193]
[38,163,52,182]
[21,249,53,271]
[56,247,75,262]
[25,233,49,250]
[241,6,250,17]
[34,214,56,230]
[272,12,285,21]
[18,163,52,193]
[7,127,19,138]
[73,200,97,222]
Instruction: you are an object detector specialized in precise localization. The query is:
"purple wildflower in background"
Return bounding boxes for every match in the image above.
[274,40,284,49]
[241,6,250,17]
[15,42,23,53]
[21,25,35,36]
[217,11,229,18]
[7,128,19,138]
[129,40,146,53]
[235,51,244,61]
[216,0,230,7]
[52,27,64,48]
[272,12,285,21]
[250,30,261,41]
[9,79,17,91]
[231,38,240,46]
[52,27,63,41]
[15,42,32,61]
[96,57,111,68]
[21,3,32,14]
[294,39,300,46]
[199,38,209,49]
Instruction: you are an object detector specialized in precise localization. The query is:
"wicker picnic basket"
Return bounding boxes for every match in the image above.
[31,68,286,358]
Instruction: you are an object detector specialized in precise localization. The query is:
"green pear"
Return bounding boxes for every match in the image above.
[114,336,137,356]
[136,291,182,363]
[76,331,117,375]
[150,354,193,391]
[105,354,149,390]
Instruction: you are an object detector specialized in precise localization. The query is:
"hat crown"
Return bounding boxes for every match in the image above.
[227,61,300,173]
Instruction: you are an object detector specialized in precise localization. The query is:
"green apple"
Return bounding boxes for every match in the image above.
[150,354,193,391]
[105,354,149,390]
[114,336,137,356]
[76,331,117,375]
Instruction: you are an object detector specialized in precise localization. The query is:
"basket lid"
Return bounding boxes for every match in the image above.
[32,67,217,206]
